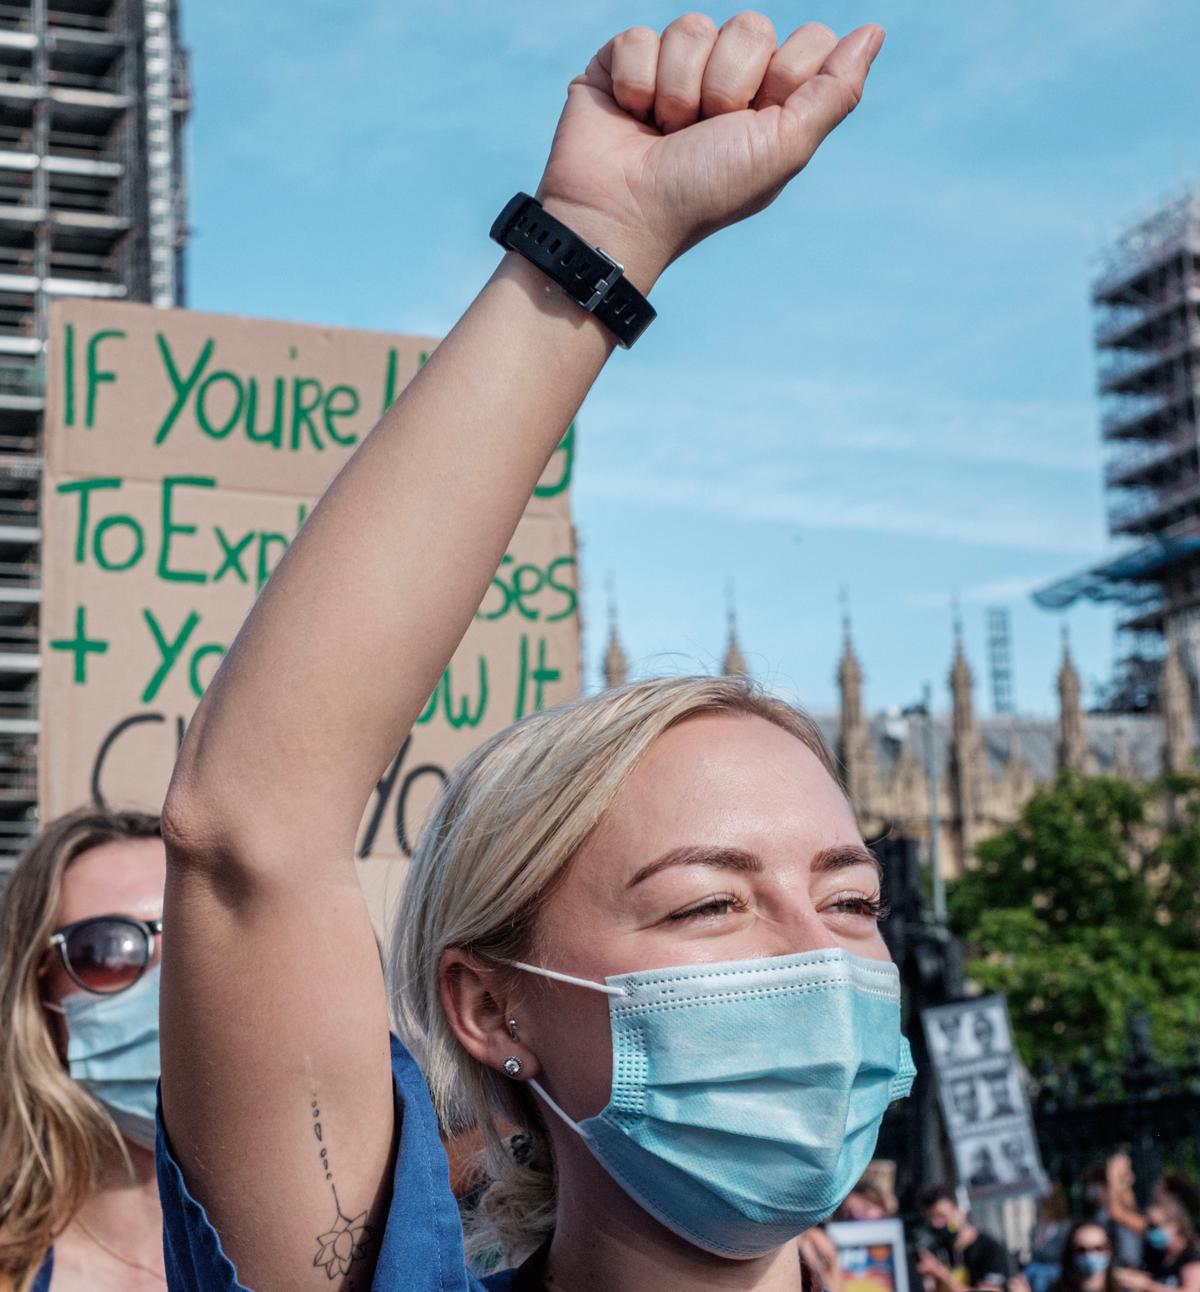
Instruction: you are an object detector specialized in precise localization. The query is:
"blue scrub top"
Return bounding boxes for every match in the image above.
[156,1035,520,1291]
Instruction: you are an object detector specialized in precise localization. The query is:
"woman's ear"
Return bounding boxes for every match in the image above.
[438,949,541,1083]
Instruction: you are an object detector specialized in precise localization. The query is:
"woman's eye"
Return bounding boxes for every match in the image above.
[827,893,890,923]
[667,893,748,922]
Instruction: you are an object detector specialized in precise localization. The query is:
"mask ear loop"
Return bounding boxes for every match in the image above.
[504,959,628,1136]
[528,1078,585,1135]
[506,960,628,998]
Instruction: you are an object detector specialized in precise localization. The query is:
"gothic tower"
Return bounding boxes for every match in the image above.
[949,618,985,870]
[723,586,748,678]
[1056,628,1092,772]
[602,591,629,690]
[836,604,877,813]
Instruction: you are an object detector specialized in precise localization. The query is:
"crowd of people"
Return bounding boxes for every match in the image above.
[791,1161,1200,1292]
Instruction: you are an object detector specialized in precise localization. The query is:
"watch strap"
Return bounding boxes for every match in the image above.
[490,193,656,349]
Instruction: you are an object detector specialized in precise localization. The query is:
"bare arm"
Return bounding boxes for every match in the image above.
[1106,1156,1147,1234]
[1117,1268,1200,1292]
[160,15,884,1289]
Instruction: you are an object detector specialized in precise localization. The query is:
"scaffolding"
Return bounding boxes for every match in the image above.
[986,606,1014,715]
[1035,188,1200,710]
[0,0,189,874]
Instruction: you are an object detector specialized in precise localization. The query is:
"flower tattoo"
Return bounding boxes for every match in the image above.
[310,1092,373,1283]
[314,1198,372,1281]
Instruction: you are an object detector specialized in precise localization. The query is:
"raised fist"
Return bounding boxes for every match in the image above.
[536,13,884,288]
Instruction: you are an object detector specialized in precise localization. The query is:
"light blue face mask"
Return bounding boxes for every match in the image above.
[511,946,916,1259]
[55,963,161,1150]
[1075,1252,1112,1278]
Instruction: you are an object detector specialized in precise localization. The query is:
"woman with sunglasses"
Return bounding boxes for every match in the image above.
[1051,1223,1119,1292]
[158,12,903,1292]
[0,809,166,1292]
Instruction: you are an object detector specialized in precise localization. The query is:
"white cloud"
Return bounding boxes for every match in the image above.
[589,366,1101,474]
[577,363,1105,553]
[902,572,1077,610]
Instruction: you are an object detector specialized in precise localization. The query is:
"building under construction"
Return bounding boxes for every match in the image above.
[1036,188,1200,712]
[0,0,188,872]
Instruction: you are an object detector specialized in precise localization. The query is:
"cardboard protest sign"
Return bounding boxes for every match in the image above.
[921,995,1047,1203]
[40,300,580,930]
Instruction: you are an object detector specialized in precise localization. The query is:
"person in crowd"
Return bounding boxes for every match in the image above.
[1156,1180,1200,1234]
[1118,1201,1200,1292]
[1049,1221,1118,1292]
[834,1179,892,1222]
[153,12,908,1292]
[1084,1160,1145,1269]
[0,809,165,1292]
[917,1186,1017,1292]
[1026,1185,1073,1292]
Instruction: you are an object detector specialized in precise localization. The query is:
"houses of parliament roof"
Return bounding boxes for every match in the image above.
[600,600,1193,877]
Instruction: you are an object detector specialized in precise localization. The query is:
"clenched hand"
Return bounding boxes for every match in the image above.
[536,12,885,287]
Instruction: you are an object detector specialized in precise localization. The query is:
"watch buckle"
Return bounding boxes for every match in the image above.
[583,248,624,311]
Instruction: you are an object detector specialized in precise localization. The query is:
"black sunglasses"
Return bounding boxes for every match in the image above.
[48,914,163,996]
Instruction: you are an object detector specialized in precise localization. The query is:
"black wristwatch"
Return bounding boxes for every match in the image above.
[490,193,656,349]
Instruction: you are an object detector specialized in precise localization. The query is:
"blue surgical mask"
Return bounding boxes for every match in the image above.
[57,964,161,1150]
[1075,1252,1111,1278]
[1147,1228,1172,1251]
[511,947,916,1258]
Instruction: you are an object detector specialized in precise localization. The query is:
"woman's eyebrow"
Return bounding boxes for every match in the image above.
[809,844,883,883]
[626,846,763,889]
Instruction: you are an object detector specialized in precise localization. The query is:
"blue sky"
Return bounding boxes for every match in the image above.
[181,0,1199,716]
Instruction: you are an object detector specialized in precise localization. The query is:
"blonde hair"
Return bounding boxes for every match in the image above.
[391,676,839,1268]
[0,808,161,1291]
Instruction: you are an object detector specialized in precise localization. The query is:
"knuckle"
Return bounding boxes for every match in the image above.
[618,75,656,102]
[724,10,775,43]
[655,89,697,120]
[702,84,744,114]
[668,11,718,42]
[795,20,837,47]
[839,76,863,114]
[616,24,657,49]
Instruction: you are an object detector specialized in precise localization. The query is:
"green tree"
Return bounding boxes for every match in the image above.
[947,770,1200,1071]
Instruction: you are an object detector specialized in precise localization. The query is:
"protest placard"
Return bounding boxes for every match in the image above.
[921,995,1047,1203]
[40,300,580,930]
[826,1219,910,1292]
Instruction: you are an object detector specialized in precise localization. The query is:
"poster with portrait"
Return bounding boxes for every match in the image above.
[826,1219,910,1292]
[921,995,1047,1203]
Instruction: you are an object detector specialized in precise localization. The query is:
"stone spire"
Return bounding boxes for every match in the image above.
[1161,634,1195,772]
[837,587,863,733]
[836,592,876,812]
[950,611,976,742]
[602,585,628,689]
[722,583,748,678]
[1057,626,1090,772]
[948,610,984,867]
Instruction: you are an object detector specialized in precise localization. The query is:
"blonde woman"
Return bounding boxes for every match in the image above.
[158,12,909,1292]
[0,809,166,1292]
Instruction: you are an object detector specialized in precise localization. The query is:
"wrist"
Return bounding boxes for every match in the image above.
[534,192,670,295]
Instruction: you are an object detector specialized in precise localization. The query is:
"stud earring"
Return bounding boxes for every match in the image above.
[507,1017,519,1040]
[503,1056,523,1078]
